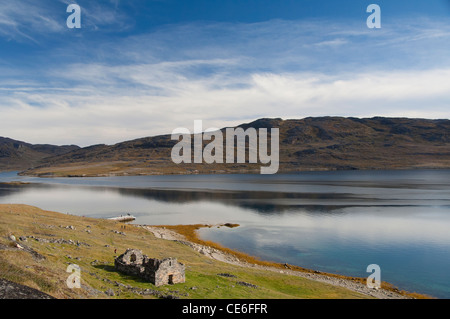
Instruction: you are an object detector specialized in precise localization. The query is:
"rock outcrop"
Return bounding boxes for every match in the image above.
[0,279,54,299]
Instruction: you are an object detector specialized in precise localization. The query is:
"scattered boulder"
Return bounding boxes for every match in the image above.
[104,288,115,297]
[236,281,258,289]
[111,230,126,236]
[26,236,90,247]
[7,235,45,261]
[59,225,75,230]
[217,273,237,278]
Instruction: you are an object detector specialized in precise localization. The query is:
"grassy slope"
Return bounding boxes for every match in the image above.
[0,204,368,299]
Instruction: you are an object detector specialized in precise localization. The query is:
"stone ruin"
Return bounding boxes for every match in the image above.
[114,249,185,287]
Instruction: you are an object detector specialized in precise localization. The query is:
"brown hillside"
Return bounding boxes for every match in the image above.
[15,117,450,177]
[0,137,79,171]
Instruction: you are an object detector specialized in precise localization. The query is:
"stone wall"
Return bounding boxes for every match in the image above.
[114,249,185,286]
[114,249,146,277]
[152,258,185,286]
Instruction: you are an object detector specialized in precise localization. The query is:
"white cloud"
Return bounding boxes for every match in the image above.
[1,18,450,146]
[0,1,64,41]
[1,64,450,146]
[0,0,131,41]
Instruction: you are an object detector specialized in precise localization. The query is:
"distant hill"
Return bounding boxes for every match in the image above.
[0,137,79,171]
[10,117,450,177]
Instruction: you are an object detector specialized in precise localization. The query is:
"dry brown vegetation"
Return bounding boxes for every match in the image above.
[15,117,450,177]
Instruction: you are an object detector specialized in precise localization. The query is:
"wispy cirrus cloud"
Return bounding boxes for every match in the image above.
[0,0,131,42]
[0,1,64,42]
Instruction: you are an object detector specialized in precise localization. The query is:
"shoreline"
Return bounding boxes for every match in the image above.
[0,178,437,299]
[15,166,450,178]
[0,203,433,299]
[142,224,431,299]
[0,204,382,299]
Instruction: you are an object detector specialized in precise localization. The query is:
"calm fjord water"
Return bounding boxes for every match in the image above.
[0,169,449,298]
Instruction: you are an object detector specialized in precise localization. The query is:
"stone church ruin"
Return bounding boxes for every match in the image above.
[114,249,185,286]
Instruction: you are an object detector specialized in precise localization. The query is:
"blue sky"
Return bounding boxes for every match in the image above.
[1,0,450,146]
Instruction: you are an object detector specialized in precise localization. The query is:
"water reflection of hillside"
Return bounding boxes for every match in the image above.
[0,182,361,214]
[1,182,445,215]
[113,187,446,214]
[115,187,364,214]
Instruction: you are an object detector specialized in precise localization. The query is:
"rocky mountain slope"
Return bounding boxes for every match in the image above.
[0,137,79,171]
[5,117,450,177]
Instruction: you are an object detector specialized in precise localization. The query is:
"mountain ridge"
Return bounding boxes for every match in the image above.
[1,116,449,176]
[0,137,80,171]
